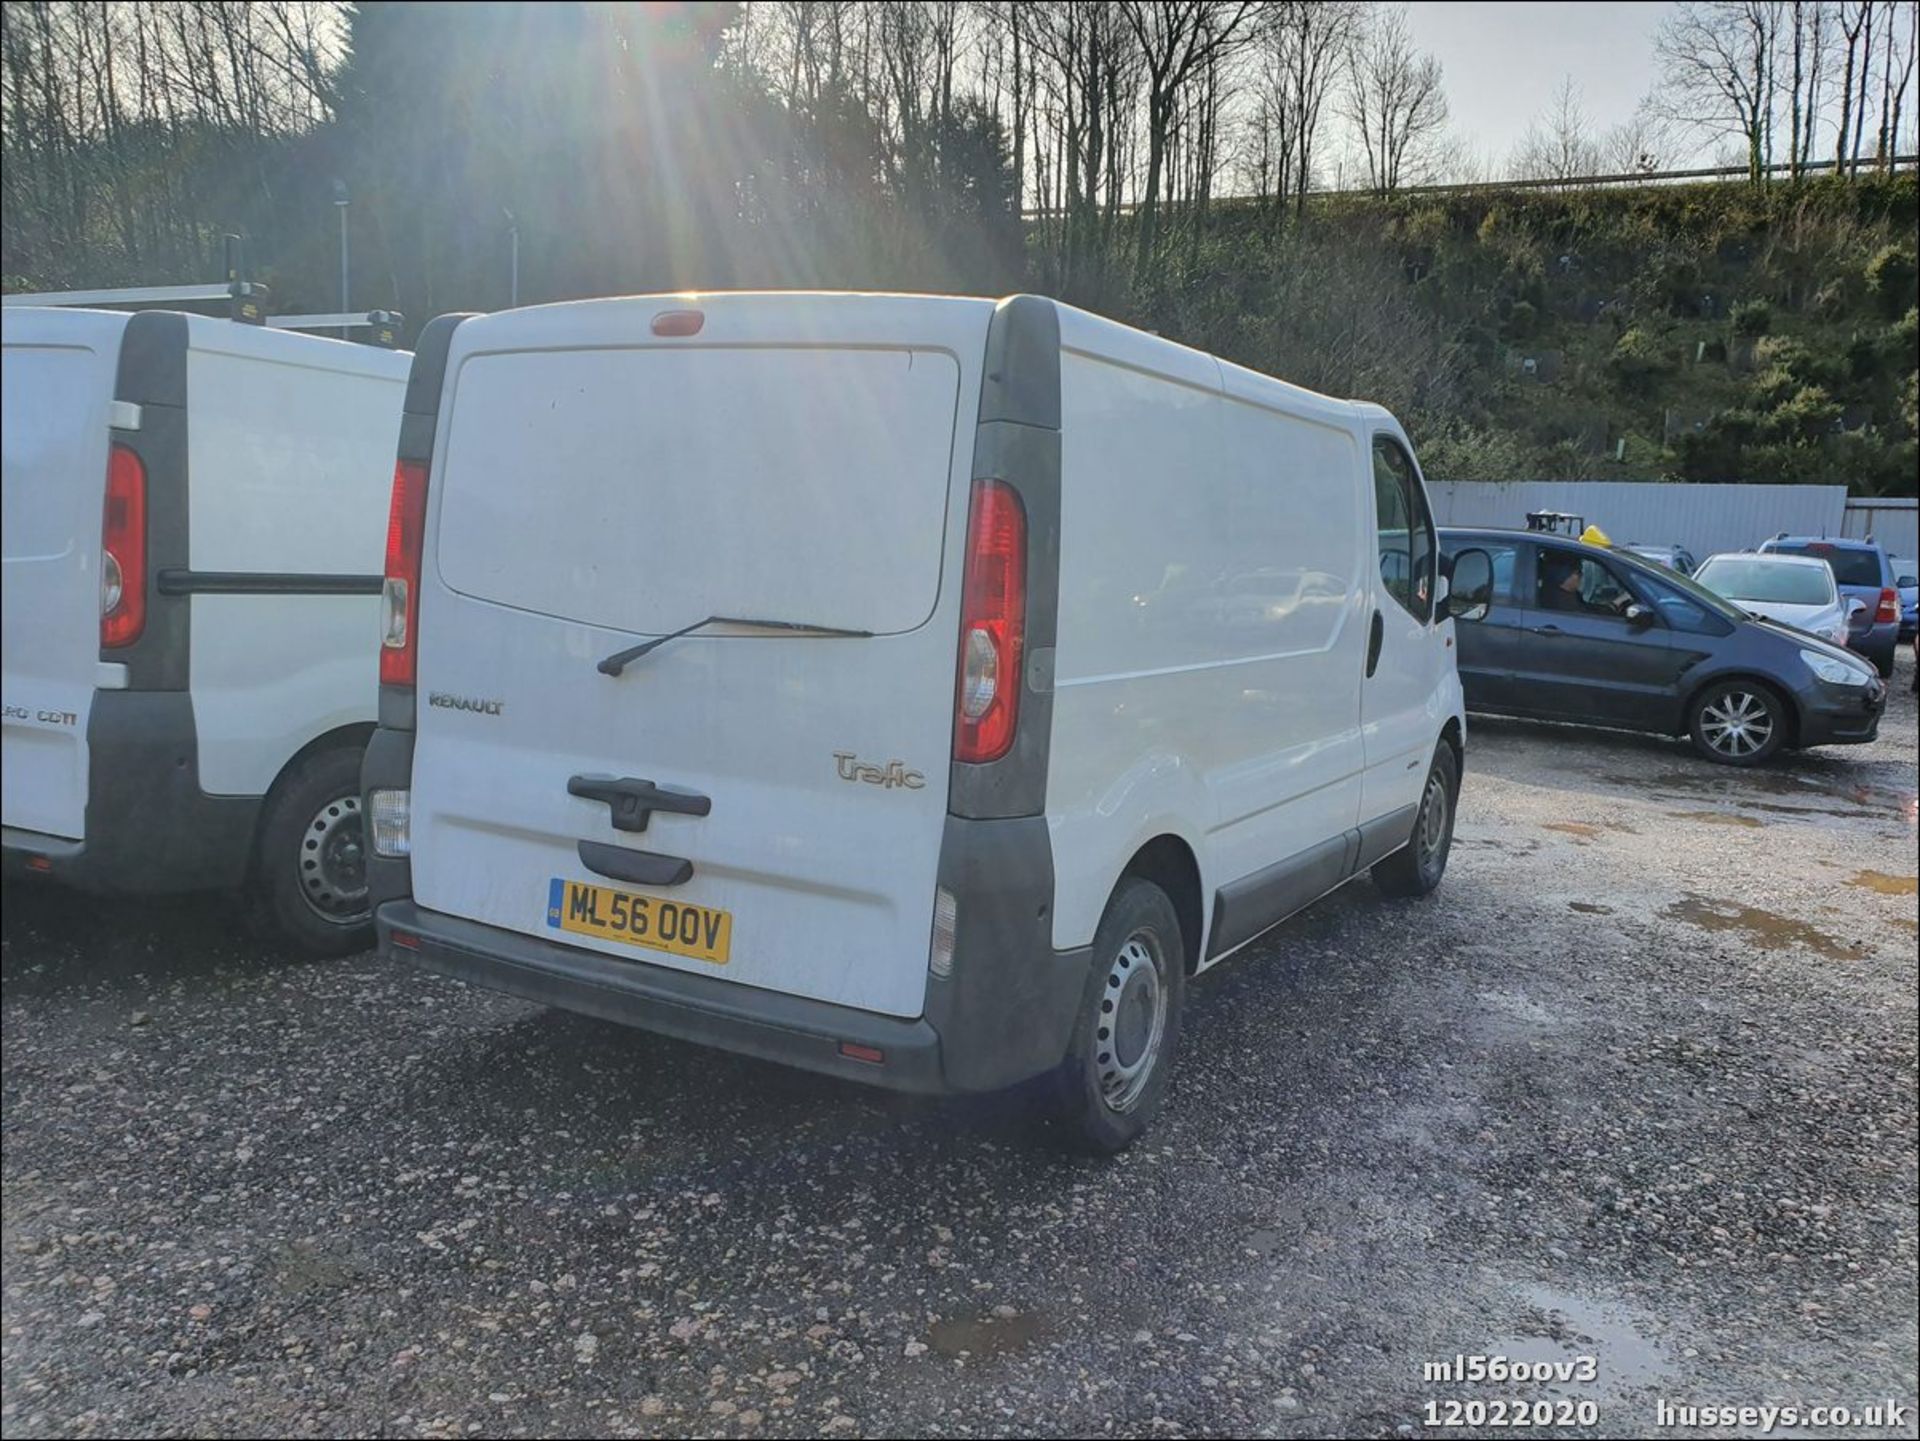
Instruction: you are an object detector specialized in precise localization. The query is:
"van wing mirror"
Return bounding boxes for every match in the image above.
[1446,548,1493,622]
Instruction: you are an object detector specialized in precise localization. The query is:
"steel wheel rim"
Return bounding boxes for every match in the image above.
[1094,930,1168,1115]
[1701,690,1774,758]
[1418,770,1450,865]
[299,794,369,923]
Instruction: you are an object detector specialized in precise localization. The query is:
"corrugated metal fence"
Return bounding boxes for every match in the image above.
[1425,481,1872,561]
[1840,498,1920,561]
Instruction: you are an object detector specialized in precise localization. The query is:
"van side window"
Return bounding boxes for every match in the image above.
[1372,437,1434,622]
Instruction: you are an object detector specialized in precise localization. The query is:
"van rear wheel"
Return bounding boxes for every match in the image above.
[249,745,373,957]
[1047,878,1186,1154]
[1372,743,1459,899]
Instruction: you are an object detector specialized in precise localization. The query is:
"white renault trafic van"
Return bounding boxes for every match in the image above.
[362,294,1494,1149]
[2,307,409,953]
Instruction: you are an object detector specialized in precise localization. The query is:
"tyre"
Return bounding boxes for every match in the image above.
[1871,647,1895,680]
[1688,679,1787,766]
[249,745,373,956]
[1372,743,1459,899]
[1048,878,1186,1154]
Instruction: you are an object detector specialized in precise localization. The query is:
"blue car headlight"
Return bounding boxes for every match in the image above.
[1800,648,1872,686]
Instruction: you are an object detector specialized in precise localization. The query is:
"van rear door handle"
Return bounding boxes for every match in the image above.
[568,775,711,833]
[1365,609,1384,678]
[577,840,693,887]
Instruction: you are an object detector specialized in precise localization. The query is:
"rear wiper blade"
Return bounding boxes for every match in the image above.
[597,614,873,677]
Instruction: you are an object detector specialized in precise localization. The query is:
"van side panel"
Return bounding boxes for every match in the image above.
[0,310,126,840]
[184,333,407,795]
[1045,336,1369,958]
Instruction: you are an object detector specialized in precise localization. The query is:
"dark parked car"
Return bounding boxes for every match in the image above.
[1756,535,1901,677]
[1439,528,1888,765]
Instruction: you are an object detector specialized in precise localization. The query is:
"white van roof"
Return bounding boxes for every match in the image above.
[433,291,1376,431]
[1,305,411,378]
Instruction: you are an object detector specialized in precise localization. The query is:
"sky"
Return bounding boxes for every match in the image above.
[1402,1,1685,171]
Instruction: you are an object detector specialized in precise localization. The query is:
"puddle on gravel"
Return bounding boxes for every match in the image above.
[1661,895,1866,960]
[1847,869,1919,896]
[929,1309,1049,1359]
[1567,901,1613,915]
[1666,809,1764,828]
[1485,1284,1676,1398]
[1544,822,1604,839]
[1615,770,1919,827]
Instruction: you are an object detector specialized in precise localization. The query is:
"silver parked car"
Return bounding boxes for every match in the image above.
[1693,552,1859,648]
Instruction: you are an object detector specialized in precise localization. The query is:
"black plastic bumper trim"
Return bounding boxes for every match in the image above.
[380,900,951,1093]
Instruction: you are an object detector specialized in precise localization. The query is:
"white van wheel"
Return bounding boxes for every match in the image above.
[1049,878,1186,1153]
[1095,933,1171,1114]
[1372,744,1459,899]
[249,746,375,957]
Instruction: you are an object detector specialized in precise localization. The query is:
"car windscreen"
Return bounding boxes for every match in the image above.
[1695,558,1835,606]
[1770,543,1882,587]
[1615,553,1745,623]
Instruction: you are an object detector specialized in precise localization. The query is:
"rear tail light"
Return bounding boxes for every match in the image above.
[368,788,412,858]
[953,479,1027,763]
[837,1041,885,1065]
[380,459,430,686]
[1875,587,1899,624]
[929,887,958,978]
[100,443,147,648]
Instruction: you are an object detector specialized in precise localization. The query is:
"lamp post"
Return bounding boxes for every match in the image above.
[332,179,351,338]
[503,208,519,308]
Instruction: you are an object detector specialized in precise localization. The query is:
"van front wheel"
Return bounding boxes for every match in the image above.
[249,745,374,957]
[1048,878,1186,1154]
[1372,743,1459,899]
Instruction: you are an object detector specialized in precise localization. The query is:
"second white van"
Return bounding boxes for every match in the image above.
[362,293,1494,1150]
[2,306,409,953]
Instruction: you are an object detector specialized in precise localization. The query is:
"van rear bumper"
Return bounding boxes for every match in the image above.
[376,816,1092,1096]
[3,692,257,894]
[382,899,955,1093]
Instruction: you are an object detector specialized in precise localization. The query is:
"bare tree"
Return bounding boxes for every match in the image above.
[1341,4,1450,195]
[1835,0,1871,170]
[1602,97,1676,174]
[1874,0,1916,168]
[1510,75,1601,182]
[1116,0,1256,268]
[1654,1,1783,183]
[1244,0,1354,214]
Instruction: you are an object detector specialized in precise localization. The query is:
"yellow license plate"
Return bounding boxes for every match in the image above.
[545,878,731,964]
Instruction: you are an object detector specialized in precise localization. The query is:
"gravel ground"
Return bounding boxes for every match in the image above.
[5,656,1916,1440]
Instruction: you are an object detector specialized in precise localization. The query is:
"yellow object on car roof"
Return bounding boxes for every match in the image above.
[1580,524,1613,547]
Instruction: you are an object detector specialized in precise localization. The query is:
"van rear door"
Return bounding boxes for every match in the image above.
[409,297,991,1019]
[1,308,127,841]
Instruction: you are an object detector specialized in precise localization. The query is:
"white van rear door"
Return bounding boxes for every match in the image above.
[410,297,989,1019]
[1,309,126,840]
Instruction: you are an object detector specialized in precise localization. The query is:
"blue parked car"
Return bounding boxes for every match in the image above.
[1757,536,1901,677]
[1891,555,1917,643]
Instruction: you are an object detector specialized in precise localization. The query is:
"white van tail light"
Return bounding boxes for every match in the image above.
[929,886,959,977]
[953,479,1027,763]
[368,788,411,857]
[380,459,430,686]
[100,442,147,648]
